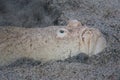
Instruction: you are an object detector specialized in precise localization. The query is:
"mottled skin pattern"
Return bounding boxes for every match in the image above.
[0,20,106,66]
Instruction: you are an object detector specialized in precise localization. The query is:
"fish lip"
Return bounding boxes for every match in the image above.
[78,27,95,55]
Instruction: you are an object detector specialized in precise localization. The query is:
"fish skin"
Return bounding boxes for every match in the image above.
[0,20,106,66]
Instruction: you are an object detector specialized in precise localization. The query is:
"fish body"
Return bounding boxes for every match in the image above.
[0,20,106,66]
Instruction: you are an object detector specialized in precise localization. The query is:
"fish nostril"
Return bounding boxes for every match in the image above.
[68,29,73,32]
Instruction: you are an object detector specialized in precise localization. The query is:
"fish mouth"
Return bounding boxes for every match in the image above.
[78,26,107,56]
[78,27,101,55]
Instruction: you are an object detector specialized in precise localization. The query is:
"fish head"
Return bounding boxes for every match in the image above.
[55,20,106,57]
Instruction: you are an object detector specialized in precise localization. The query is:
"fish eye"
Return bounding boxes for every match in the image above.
[56,28,68,38]
[59,30,65,33]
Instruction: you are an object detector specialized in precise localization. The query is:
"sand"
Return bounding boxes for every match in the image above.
[0,0,119,80]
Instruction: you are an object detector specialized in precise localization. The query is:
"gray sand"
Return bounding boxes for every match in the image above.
[0,0,120,80]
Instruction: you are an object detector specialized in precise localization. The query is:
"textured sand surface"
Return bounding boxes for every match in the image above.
[0,0,120,80]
